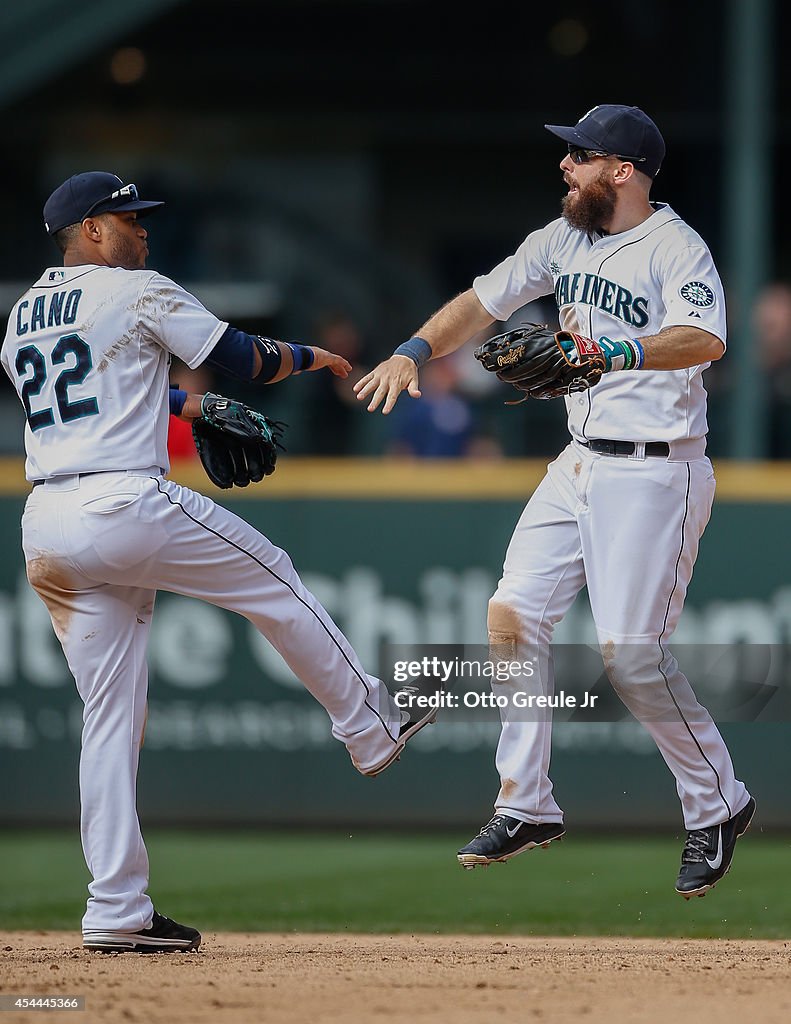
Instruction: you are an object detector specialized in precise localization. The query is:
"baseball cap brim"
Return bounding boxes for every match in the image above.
[544,123,608,151]
[94,198,164,217]
[45,199,165,235]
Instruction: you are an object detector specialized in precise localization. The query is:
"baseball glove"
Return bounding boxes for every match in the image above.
[473,323,606,400]
[192,393,286,489]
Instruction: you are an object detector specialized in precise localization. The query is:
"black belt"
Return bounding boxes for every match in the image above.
[581,439,670,457]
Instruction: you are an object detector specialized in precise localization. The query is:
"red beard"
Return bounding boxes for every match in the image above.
[561,168,617,234]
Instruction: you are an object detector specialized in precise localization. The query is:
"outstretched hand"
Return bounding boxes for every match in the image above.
[306,347,352,378]
[353,355,422,414]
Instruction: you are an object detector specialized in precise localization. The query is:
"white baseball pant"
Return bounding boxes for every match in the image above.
[489,441,750,830]
[21,469,403,934]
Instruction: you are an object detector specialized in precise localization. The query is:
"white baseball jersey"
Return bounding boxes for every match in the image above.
[1,266,228,480]
[473,203,726,443]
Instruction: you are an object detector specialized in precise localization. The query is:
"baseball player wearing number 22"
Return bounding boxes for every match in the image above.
[1,172,437,953]
[356,105,755,898]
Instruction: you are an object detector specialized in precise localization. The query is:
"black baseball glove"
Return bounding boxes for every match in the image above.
[192,393,286,489]
[474,323,607,400]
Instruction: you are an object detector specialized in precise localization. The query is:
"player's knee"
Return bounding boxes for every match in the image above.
[26,555,53,592]
[25,555,72,643]
[488,597,519,635]
[599,636,665,682]
[598,638,682,718]
[488,583,554,648]
[488,599,521,660]
[25,554,71,603]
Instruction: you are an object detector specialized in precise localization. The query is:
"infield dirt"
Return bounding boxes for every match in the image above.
[2,931,791,1024]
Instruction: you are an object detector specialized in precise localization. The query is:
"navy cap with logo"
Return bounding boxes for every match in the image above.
[544,105,666,179]
[43,171,164,235]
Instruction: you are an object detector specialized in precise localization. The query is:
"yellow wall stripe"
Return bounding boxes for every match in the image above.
[2,457,791,502]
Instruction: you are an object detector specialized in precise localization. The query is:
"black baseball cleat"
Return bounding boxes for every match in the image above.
[457,814,566,869]
[363,683,442,777]
[675,796,756,899]
[83,910,201,953]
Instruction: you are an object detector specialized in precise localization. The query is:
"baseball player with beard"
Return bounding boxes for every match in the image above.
[355,105,755,898]
[1,171,436,953]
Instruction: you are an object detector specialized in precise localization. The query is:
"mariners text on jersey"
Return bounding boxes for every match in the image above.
[553,273,649,328]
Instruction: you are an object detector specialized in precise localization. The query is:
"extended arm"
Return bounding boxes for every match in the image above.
[204,326,351,384]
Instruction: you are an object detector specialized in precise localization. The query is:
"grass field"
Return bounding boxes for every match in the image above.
[1,830,788,938]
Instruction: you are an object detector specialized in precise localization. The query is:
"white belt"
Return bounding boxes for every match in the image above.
[31,467,164,490]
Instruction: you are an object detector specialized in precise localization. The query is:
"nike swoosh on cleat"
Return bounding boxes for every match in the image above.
[705,828,723,870]
[504,823,522,838]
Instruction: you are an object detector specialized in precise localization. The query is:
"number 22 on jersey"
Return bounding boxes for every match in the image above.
[15,334,99,430]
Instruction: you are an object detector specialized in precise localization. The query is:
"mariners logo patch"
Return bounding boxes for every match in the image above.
[679,281,715,308]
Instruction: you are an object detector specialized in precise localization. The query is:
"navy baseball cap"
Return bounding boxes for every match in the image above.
[43,171,164,235]
[545,105,665,178]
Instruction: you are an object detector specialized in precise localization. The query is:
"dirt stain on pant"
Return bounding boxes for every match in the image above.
[26,555,80,645]
[500,777,518,801]
[140,703,148,749]
[487,601,521,662]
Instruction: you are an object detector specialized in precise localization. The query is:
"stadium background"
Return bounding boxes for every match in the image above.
[2,0,791,939]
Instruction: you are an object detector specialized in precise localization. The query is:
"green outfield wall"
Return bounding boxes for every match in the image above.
[1,458,790,828]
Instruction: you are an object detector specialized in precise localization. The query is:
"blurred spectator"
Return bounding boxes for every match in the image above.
[754,282,791,458]
[168,360,215,460]
[387,353,495,458]
[303,310,373,455]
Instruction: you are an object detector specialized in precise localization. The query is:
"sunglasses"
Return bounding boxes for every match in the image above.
[82,183,139,219]
[568,145,646,166]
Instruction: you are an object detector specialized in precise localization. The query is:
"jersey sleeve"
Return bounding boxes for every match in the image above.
[472,225,556,321]
[659,246,727,347]
[137,274,229,368]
